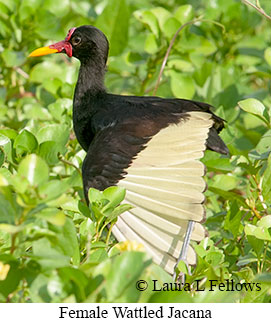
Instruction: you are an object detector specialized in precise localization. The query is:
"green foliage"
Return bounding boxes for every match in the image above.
[88,187,133,243]
[0,0,271,303]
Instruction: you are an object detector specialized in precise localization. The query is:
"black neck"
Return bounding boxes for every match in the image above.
[75,58,106,100]
[73,58,107,151]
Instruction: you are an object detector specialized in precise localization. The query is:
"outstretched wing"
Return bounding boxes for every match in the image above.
[82,111,213,274]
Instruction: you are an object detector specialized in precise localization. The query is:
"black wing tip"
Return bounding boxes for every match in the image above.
[212,144,230,155]
[206,127,229,155]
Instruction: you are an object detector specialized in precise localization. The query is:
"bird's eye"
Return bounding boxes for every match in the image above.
[71,36,81,46]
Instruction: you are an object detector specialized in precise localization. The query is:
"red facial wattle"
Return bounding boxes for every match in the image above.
[49,41,73,57]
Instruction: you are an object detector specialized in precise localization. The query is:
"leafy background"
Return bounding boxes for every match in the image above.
[0,0,271,303]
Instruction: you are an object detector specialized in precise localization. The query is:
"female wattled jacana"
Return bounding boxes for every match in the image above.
[29,25,228,275]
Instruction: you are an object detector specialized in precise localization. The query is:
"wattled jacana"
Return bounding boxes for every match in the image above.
[29,25,228,275]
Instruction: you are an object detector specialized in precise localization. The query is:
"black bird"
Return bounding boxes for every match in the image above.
[29,25,228,275]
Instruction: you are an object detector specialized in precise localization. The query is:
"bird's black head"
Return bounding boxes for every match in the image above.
[69,26,109,65]
[29,25,109,66]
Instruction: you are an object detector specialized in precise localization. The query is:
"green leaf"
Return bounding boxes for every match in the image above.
[96,0,130,56]
[0,168,11,184]
[103,186,126,211]
[106,251,150,302]
[19,0,42,21]
[88,188,104,205]
[38,180,69,202]
[205,251,224,266]
[224,201,243,238]
[70,0,91,18]
[256,130,271,154]
[14,129,38,156]
[245,224,271,241]
[0,188,19,224]
[35,11,61,39]
[1,49,25,67]
[237,254,258,266]
[36,124,69,145]
[50,217,80,266]
[0,134,12,162]
[238,98,267,121]
[177,260,189,275]
[58,267,89,302]
[90,204,106,222]
[18,154,49,186]
[257,215,271,229]
[163,17,180,39]
[0,185,22,223]
[106,204,133,223]
[262,155,271,199]
[32,238,70,270]
[210,174,238,191]
[134,10,159,38]
[255,273,271,284]
[0,259,22,298]
[43,0,70,17]
[48,98,72,121]
[208,187,247,207]
[204,158,233,172]
[0,150,4,167]
[168,59,194,72]
[264,47,271,67]
[23,102,52,120]
[246,235,264,258]
[79,218,95,240]
[9,174,29,194]
[36,124,69,155]
[38,141,60,165]
[174,5,194,24]
[28,273,51,302]
[144,33,158,54]
[0,223,24,234]
[151,7,171,29]
[197,39,217,56]
[0,0,16,12]
[169,71,195,99]
[89,248,108,264]
[30,61,65,84]
[0,129,17,141]
[61,199,80,213]
[35,208,66,226]
[43,78,62,96]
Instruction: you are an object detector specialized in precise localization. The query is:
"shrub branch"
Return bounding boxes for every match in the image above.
[241,0,271,21]
[153,18,225,95]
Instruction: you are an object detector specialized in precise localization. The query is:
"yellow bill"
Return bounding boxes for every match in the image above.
[28,46,59,57]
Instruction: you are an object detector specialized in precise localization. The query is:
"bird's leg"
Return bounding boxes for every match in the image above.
[173,220,195,282]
